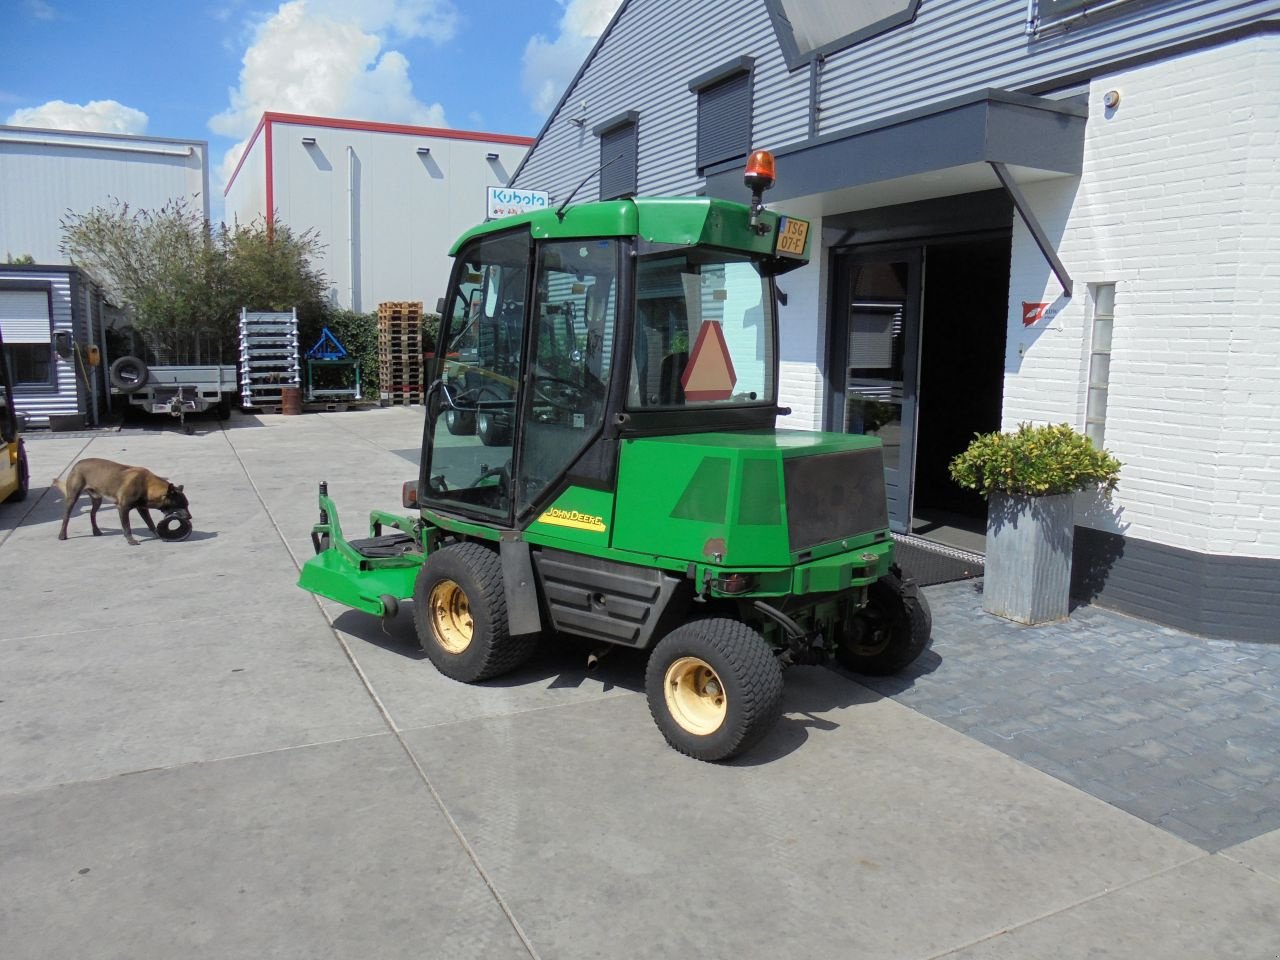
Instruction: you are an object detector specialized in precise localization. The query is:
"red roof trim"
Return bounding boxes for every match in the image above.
[262,112,535,146]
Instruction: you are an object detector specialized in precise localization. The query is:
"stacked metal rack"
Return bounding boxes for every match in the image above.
[377,301,423,405]
[239,308,300,412]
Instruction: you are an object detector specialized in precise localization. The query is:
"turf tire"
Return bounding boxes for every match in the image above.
[836,572,932,676]
[413,541,536,682]
[645,618,784,762]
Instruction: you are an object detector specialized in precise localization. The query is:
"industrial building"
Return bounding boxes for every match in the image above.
[508,0,1280,641]
[0,126,209,426]
[222,113,534,313]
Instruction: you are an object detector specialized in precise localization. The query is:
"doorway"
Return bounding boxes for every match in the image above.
[830,232,1010,552]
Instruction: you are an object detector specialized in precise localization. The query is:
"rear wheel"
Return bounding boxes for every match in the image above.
[476,412,509,446]
[836,572,932,676]
[412,541,536,682]
[645,618,784,762]
[444,409,475,435]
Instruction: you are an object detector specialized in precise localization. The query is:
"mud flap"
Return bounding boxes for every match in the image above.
[500,538,543,636]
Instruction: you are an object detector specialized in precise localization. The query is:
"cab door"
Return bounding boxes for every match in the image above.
[422,229,531,523]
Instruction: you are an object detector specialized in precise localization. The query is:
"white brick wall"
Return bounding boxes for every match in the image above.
[774,198,829,431]
[1004,34,1280,558]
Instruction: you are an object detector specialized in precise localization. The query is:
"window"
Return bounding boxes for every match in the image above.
[629,252,773,410]
[0,288,54,386]
[1085,284,1115,447]
[430,229,532,519]
[1036,0,1164,31]
[595,111,638,200]
[689,58,754,173]
[517,239,620,511]
[765,0,920,67]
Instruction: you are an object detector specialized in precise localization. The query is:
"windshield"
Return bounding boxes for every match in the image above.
[628,253,774,409]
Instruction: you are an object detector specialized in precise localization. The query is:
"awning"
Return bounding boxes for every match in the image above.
[707,89,1088,295]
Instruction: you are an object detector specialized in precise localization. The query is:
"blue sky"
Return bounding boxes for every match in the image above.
[1,0,621,196]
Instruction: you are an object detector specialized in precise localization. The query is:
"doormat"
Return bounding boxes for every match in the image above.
[891,534,984,587]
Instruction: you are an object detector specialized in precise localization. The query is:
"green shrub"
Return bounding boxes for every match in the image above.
[949,422,1121,498]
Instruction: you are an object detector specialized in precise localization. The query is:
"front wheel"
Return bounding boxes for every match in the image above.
[835,572,932,676]
[645,618,784,762]
[412,541,536,682]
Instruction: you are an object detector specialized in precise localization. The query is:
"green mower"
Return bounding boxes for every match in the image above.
[298,151,931,761]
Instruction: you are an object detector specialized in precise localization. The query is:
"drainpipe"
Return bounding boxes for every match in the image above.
[347,146,357,312]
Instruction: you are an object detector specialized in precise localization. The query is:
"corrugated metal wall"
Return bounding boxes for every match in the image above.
[0,268,83,425]
[513,0,1280,199]
[0,128,208,264]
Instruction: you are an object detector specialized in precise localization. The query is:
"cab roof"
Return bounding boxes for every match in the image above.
[449,196,810,272]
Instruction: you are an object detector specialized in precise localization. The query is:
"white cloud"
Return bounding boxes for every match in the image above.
[211,0,453,189]
[24,0,58,21]
[521,0,622,116]
[6,99,149,134]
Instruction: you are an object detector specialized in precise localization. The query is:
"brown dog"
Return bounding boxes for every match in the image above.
[54,458,191,545]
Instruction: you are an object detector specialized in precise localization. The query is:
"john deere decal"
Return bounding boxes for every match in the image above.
[538,507,607,533]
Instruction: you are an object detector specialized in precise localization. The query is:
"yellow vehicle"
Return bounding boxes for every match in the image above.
[0,329,29,503]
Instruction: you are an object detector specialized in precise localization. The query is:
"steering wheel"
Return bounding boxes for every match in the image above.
[475,461,511,499]
[533,374,589,412]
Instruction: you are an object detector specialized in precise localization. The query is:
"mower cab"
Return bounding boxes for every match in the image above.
[0,329,29,504]
[299,151,931,761]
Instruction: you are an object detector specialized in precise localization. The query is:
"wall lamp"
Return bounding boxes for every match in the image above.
[486,152,500,161]
[416,146,431,155]
[301,136,317,145]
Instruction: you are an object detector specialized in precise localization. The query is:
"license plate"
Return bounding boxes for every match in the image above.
[775,216,810,258]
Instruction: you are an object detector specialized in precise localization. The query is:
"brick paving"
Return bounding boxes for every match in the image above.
[855,579,1280,852]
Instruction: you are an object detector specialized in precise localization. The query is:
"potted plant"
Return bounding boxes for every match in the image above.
[949,422,1121,624]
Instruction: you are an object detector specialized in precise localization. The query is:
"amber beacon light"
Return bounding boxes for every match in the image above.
[744,149,777,235]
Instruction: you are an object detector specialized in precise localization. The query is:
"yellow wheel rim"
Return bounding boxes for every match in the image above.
[664,656,727,735]
[429,579,473,654]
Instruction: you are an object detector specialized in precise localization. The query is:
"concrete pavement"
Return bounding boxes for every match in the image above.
[1,407,1278,959]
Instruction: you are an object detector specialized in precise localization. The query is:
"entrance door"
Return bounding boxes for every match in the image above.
[829,247,922,532]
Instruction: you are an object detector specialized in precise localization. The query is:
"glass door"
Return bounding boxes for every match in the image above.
[829,247,922,532]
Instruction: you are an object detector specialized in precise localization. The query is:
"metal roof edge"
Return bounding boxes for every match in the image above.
[0,124,208,150]
[507,0,635,188]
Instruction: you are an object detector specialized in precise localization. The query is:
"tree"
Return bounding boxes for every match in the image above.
[219,217,329,328]
[60,199,329,362]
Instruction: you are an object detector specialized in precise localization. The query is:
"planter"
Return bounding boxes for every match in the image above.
[983,492,1074,625]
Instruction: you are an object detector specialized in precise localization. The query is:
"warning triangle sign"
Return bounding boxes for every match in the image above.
[681,321,737,401]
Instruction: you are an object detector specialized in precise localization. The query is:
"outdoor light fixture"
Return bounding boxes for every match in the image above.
[416,146,431,155]
[486,152,500,161]
[301,136,317,145]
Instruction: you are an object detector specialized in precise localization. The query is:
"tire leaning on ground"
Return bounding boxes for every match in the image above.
[644,618,784,762]
[412,541,537,683]
[108,356,149,393]
[834,571,932,676]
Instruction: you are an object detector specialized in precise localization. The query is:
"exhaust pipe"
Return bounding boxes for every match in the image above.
[586,647,613,672]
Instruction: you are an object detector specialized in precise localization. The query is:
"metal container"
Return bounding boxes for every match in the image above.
[983,492,1074,624]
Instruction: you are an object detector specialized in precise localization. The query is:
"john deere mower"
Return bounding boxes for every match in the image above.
[299,151,931,761]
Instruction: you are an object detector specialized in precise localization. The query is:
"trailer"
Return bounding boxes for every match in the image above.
[109,353,237,431]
